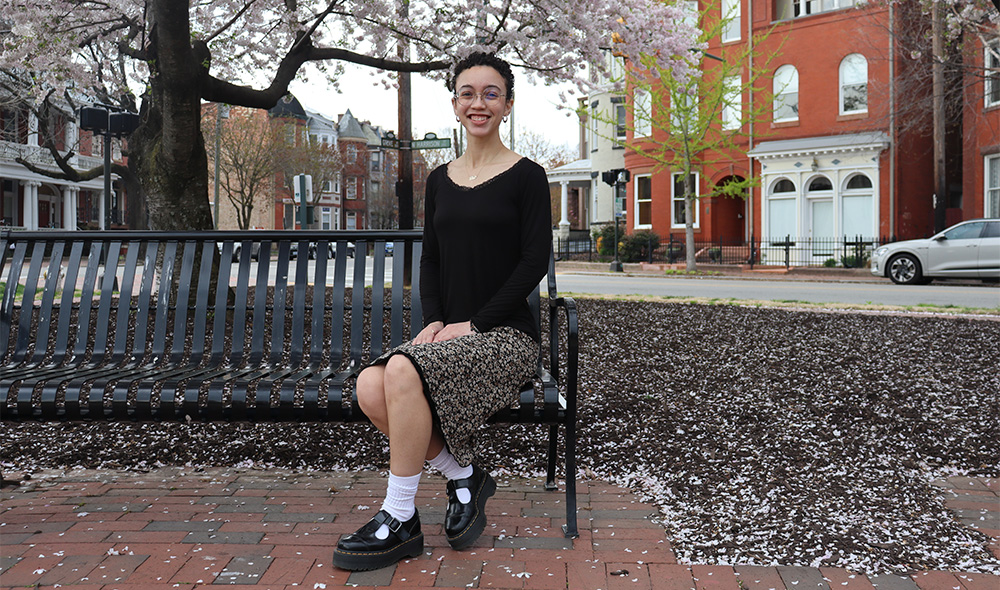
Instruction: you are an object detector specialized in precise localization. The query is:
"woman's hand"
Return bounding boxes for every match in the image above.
[432,321,474,343]
[413,321,445,344]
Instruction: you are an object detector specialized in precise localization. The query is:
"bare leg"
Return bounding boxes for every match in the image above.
[356,359,446,471]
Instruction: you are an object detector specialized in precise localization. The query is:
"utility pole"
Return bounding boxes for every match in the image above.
[931,1,947,233]
[397,0,414,232]
[397,0,415,285]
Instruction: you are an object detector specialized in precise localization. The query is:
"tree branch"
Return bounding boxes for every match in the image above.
[201,33,449,108]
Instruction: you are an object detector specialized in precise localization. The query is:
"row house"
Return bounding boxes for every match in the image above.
[964,35,1000,219]
[617,0,996,261]
[337,109,371,230]
[547,54,628,242]
[1,101,129,230]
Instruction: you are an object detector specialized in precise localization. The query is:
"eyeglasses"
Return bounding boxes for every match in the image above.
[454,89,506,105]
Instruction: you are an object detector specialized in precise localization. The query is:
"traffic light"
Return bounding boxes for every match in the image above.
[602,169,631,186]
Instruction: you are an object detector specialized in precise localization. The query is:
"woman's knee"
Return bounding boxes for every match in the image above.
[355,366,387,417]
[383,355,423,401]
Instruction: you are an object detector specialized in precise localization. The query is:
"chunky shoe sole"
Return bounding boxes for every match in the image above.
[333,531,425,571]
[446,471,497,550]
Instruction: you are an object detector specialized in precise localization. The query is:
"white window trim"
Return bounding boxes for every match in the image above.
[841,173,877,239]
[671,171,700,229]
[987,154,1000,217]
[633,89,653,138]
[773,65,799,123]
[614,103,628,142]
[986,42,1000,109]
[765,176,798,239]
[722,75,742,130]
[634,173,653,229]
[839,54,868,115]
[722,0,741,43]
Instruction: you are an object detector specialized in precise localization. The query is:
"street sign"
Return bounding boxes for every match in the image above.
[411,132,451,150]
[380,131,451,150]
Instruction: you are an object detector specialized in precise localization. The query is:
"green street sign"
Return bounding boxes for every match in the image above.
[411,132,450,150]
[411,138,451,149]
[380,131,450,150]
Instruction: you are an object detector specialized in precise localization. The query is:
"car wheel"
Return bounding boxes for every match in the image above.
[887,253,923,285]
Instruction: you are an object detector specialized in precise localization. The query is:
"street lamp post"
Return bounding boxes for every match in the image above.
[78,105,139,229]
[602,168,630,272]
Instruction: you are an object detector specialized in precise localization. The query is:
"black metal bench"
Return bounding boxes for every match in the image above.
[0,229,579,537]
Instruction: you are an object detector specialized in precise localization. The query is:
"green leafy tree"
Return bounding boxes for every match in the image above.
[592,0,781,270]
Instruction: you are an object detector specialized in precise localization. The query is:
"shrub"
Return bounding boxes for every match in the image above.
[823,258,838,268]
[596,223,625,256]
[620,230,660,262]
[841,253,869,268]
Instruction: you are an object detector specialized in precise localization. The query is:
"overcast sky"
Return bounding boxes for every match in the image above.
[288,62,582,155]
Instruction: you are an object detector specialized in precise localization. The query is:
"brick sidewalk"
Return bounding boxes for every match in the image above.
[1,468,997,589]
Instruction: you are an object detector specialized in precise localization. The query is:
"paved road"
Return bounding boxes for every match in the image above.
[213,257,998,309]
[554,272,1000,309]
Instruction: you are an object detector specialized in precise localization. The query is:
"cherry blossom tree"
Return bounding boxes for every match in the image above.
[0,0,700,230]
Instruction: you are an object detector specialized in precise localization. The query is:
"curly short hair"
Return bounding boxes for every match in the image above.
[448,51,515,101]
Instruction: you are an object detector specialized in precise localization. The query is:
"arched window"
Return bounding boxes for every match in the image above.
[773,65,799,122]
[772,178,796,193]
[846,174,872,189]
[808,176,833,191]
[768,177,797,239]
[840,54,868,114]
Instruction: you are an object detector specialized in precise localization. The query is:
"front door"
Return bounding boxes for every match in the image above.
[38,200,50,228]
[810,200,833,258]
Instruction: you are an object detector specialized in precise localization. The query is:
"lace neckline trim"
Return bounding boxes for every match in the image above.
[444,157,527,191]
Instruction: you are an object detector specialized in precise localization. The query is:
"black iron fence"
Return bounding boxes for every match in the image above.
[553,234,893,269]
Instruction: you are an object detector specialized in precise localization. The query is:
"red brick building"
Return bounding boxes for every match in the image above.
[963,36,1000,220]
[622,0,991,261]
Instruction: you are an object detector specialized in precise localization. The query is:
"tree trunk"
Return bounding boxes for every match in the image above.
[683,172,697,272]
[128,0,214,232]
[685,192,696,272]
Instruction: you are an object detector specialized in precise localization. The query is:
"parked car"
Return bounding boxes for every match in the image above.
[291,241,355,260]
[870,218,1000,284]
[217,242,261,262]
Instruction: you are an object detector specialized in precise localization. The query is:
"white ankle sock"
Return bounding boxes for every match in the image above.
[428,448,474,480]
[377,472,420,539]
[427,448,474,504]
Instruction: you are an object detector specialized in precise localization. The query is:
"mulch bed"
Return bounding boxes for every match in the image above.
[2,298,998,575]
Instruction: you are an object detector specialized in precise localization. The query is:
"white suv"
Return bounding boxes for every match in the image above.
[870,219,1000,284]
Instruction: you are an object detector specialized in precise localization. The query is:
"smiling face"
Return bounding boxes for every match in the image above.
[452,65,513,140]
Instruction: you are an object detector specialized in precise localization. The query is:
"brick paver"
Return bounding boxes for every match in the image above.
[0,469,997,589]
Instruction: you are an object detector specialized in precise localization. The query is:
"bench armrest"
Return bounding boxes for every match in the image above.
[548,295,578,417]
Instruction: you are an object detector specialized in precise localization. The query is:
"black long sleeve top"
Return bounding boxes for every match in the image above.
[420,157,552,343]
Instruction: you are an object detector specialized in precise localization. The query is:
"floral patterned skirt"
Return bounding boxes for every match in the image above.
[368,326,538,467]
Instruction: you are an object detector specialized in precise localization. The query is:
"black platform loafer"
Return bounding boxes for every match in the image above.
[333,509,424,571]
[445,465,497,550]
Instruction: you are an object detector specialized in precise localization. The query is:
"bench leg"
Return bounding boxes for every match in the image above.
[545,424,558,491]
